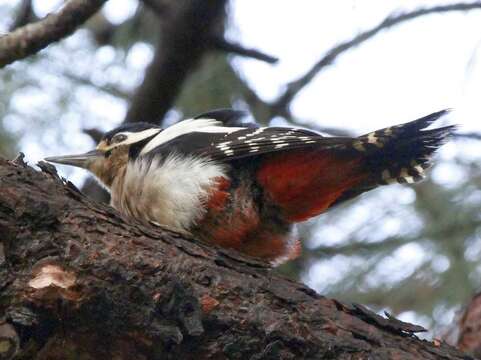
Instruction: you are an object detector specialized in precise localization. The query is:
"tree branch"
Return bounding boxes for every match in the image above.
[274,2,481,111]
[313,236,410,258]
[141,0,169,16]
[0,0,107,68]
[454,132,481,140]
[9,0,34,31]
[141,0,278,64]
[211,37,279,64]
[124,0,228,124]
[458,291,481,357]
[0,157,472,359]
[61,70,131,100]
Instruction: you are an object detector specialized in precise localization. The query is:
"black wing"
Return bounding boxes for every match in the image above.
[196,127,353,161]
[142,109,354,162]
[142,125,352,162]
[194,109,258,128]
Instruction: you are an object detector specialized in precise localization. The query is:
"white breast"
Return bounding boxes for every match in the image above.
[110,153,228,231]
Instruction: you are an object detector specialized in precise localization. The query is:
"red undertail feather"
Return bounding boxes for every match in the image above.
[257,149,367,222]
[257,109,455,222]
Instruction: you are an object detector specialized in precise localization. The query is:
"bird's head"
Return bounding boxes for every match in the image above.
[45,122,161,188]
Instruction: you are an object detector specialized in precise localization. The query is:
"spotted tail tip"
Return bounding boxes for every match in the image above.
[358,110,457,185]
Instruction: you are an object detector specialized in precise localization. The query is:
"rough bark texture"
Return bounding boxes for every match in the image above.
[457,291,481,358]
[0,157,473,359]
[0,0,107,68]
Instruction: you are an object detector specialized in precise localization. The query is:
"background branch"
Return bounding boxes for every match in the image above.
[454,132,481,140]
[211,37,279,64]
[9,0,34,31]
[124,0,228,124]
[0,0,107,68]
[274,2,481,113]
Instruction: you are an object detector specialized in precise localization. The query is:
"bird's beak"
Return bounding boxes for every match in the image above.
[44,149,104,169]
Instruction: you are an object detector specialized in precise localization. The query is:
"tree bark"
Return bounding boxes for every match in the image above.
[457,291,481,357]
[0,157,472,359]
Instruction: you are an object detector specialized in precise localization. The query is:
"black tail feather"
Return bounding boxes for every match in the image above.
[331,110,456,207]
[353,109,455,184]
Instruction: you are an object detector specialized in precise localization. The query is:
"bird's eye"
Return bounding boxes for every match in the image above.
[111,134,127,144]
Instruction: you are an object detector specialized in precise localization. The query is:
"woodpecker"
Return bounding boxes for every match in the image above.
[45,109,455,264]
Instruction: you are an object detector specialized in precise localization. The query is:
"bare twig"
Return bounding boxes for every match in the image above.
[83,128,103,143]
[124,0,228,124]
[141,0,168,16]
[141,0,277,64]
[211,37,279,64]
[0,0,107,68]
[62,71,131,99]
[275,2,481,110]
[454,132,481,140]
[9,0,34,31]
[313,237,410,258]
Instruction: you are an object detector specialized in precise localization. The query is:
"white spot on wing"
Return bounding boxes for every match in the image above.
[353,141,366,152]
[367,132,383,148]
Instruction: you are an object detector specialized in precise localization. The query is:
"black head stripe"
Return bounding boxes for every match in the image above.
[128,132,162,160]
[102,122,161,142]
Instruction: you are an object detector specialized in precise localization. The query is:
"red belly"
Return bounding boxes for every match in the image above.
[195,176,299,263]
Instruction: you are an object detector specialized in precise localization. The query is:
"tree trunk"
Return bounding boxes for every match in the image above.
[0,157,472,359]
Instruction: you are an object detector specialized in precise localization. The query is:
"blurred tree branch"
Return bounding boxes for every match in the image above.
[141,0,168,16]
[9,0,34,31]
[61,71,131,100]
[273,2,481,116]
[454,132,481,140]
[228,2,481,138]
[0,0,107,68]
[210,36,279,64]
[124,0,228,124]
[313,236,410,258]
